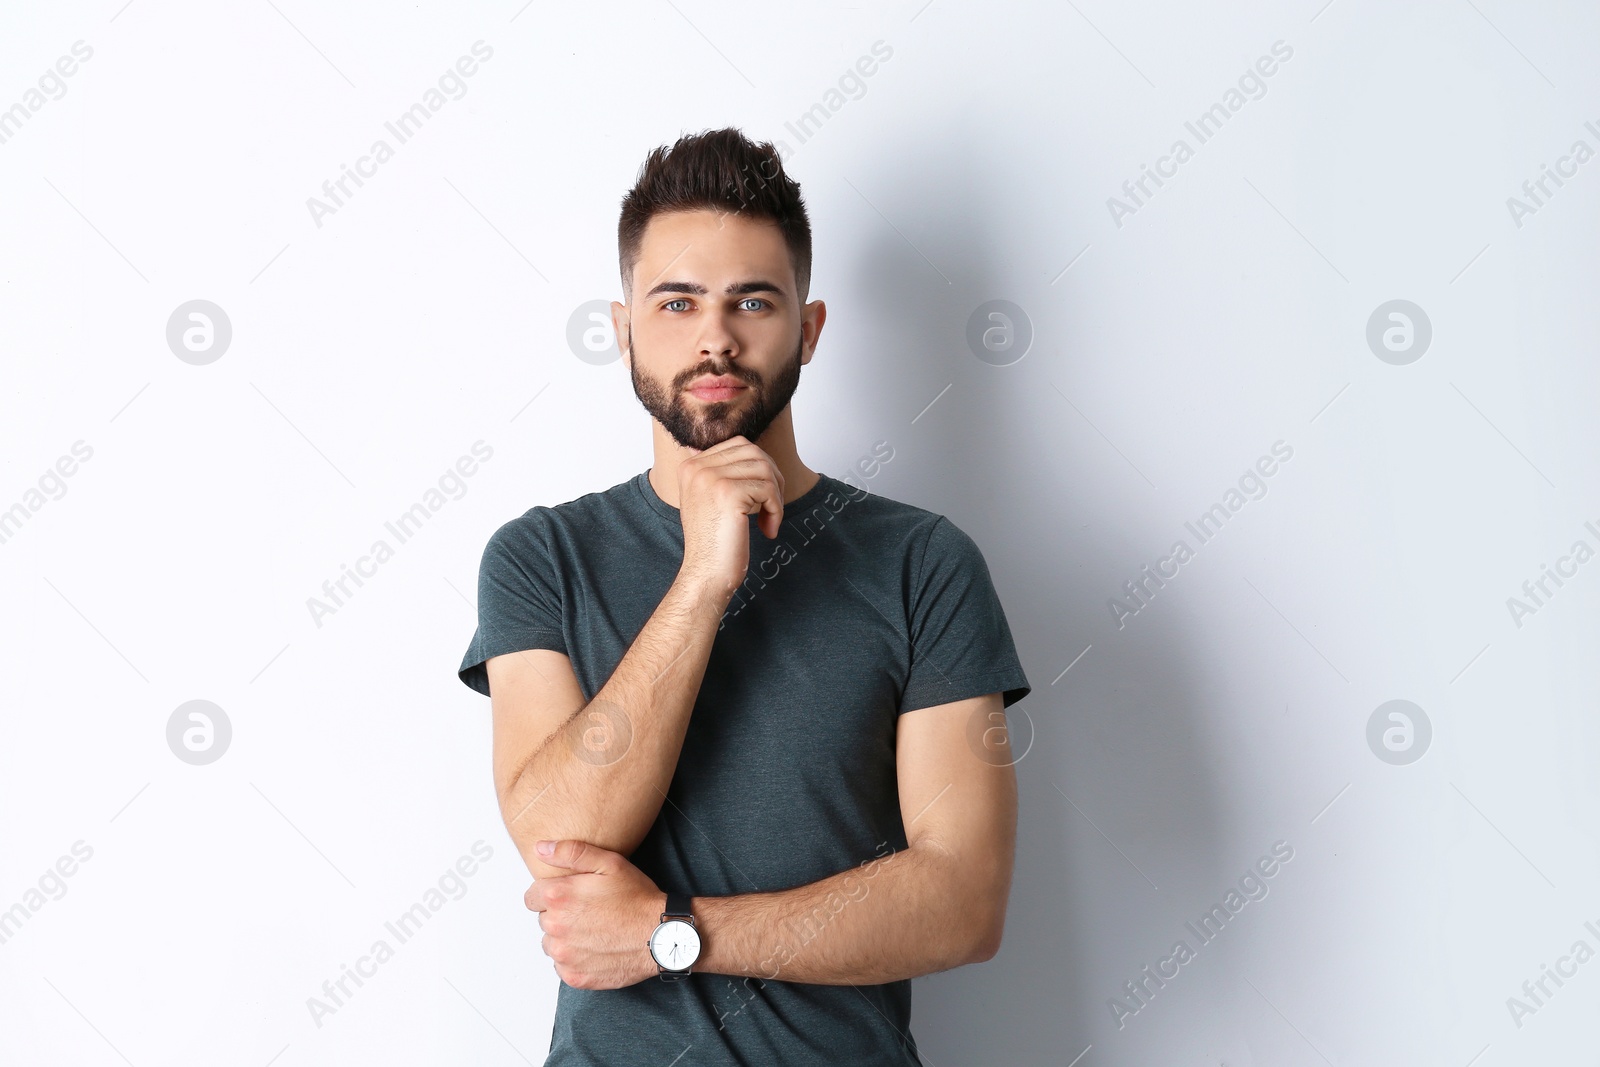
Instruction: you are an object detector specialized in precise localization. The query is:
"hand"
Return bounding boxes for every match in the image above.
[524,839,664,990]
[676,435,786,597]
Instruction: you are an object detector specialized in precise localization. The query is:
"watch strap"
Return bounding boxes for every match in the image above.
[655,890,696,981]
[663,890,693,921]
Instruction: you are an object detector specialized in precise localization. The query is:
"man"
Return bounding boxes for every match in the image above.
[458,127,1031,1066]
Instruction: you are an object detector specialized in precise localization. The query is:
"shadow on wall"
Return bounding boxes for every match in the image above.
[839,128,1229,1063]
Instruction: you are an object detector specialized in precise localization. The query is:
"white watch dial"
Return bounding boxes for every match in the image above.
[649,918,701,970]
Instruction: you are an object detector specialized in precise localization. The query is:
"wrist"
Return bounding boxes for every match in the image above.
[682,895,745,979]
[674,567,734,609]
[648,889,703,979]
[642,889,666,975]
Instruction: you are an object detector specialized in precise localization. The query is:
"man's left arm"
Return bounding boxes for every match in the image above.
[695,689,1018,984]
[524,690,1018,989]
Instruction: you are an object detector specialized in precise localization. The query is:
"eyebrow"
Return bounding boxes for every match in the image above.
[644,279,787,300]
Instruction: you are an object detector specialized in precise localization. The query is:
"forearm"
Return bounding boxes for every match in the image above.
[499,570,730,872]
[691,842,998,986]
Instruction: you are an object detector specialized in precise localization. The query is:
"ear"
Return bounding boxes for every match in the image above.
[800,298,826,366]
[611,300,631,366]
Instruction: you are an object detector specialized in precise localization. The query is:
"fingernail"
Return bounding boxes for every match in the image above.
[536,840,554,856]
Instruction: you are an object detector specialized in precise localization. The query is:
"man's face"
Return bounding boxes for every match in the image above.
[616,209,820,451]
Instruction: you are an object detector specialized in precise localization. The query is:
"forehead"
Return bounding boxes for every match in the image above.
[633,209,793,287]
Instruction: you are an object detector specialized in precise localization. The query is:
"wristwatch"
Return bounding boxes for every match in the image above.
[647,891,701,980]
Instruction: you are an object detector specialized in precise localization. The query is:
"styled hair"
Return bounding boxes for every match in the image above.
[618,127,812,304]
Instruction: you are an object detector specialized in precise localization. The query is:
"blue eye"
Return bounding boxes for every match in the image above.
[740,298,767,311]
[664,298,690,312]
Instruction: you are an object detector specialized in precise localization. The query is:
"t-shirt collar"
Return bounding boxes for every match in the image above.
[633,467,835,523]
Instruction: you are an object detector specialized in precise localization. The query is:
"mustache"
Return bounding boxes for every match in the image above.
[676,364,760,389]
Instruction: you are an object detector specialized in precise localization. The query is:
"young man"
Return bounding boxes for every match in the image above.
[457,127,1031,1066]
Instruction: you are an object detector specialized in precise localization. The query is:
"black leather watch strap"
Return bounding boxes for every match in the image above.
[663,890,693,920]
[655,890,697,981]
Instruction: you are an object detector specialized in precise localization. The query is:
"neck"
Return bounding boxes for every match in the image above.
[647,407,819,508]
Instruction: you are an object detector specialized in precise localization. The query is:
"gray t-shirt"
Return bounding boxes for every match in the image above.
[458,469,1030,1066]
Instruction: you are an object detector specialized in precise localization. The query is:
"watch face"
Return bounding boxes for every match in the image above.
[649,918,701,970]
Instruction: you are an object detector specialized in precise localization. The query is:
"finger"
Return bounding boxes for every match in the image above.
[524,878,563,911]
[686,460,783,502]
[693,435,747,459]
[712,476,783,516]
[546,839,616,875]
[761,499,782,539]
[690,453,772,477]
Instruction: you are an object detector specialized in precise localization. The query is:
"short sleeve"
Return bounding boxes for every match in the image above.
[457,513,568,697]
[898,516,1031,714]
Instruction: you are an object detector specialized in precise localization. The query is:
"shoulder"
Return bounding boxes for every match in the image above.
[481,475,637,558]
[828,478,984,565]
[826,477,941,530]
[503,474,639,529]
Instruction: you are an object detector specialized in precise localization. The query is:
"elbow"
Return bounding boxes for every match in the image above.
[497,767,545,837]
[962,873,1009,965]
[922,841,1009,968]
[962,866,1010,965]
[497,768,643,862]
[951,890,1004,966]
[497,763,573,860]
[968,914,1004,964]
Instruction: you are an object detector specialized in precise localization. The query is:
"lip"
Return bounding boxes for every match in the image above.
[686,376,748,401]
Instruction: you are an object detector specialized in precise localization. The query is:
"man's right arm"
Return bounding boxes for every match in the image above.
[487,436,785,881]
[488,569,730,881]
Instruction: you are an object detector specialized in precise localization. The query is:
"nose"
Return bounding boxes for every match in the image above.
[696,306,738,361]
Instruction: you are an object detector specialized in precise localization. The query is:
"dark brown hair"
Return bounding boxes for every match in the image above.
[618,127,812,304]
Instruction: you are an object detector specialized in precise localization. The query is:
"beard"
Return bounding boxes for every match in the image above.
[628,331,804,451]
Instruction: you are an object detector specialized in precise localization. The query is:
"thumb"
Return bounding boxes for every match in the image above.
[760,495,783,540]
[536,839,616,874]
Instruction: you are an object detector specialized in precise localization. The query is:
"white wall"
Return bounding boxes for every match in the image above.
[2,1,1596,1063]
